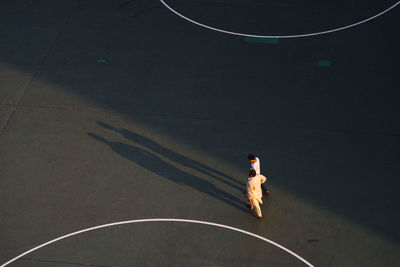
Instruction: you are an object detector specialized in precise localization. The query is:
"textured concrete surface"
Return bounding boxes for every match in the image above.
[1,0,399,266]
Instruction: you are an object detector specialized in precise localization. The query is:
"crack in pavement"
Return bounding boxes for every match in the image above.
[1,104,398,136]
[19,257,113,267]
[0,0,79,138]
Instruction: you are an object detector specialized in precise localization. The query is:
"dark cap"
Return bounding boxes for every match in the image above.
[248,154,255,161]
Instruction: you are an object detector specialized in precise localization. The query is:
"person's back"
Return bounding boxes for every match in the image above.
[248,154,260,174]
[247,174,266,202]
[247,170,266,218]
[248,154,269,195]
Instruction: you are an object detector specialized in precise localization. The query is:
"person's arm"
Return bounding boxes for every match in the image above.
[255,158,260,174]
[247,182,255,208]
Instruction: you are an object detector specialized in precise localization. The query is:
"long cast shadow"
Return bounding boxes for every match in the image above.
[97,121,246,192]
[88,132,249,213]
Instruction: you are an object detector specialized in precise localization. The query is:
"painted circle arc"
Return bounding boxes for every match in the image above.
[159,0,400,38]
[0,218,314,267]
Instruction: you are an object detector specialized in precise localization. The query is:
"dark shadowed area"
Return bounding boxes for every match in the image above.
[1,0,399,266]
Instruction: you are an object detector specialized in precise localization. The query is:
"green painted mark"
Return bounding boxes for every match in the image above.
[245,37,279,44]
[318,60,331,66]
[97,59,106,63]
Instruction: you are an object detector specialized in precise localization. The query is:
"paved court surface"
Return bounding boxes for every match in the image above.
[1,0,400,266]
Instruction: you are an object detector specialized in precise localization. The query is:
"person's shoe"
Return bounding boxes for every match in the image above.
[252,213,262,219]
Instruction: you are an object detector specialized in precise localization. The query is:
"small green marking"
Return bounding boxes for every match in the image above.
[318,60,331,67]
[245,37,279,44]
[97,59,106,63]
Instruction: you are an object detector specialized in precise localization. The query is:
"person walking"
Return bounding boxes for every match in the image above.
[248,154,270,195]
[247,170,267,218]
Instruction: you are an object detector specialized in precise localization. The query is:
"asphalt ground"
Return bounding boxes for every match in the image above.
[0,0,399,266]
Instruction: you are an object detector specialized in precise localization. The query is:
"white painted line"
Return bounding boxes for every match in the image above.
[1,218,314,267]
[159,0,400,38]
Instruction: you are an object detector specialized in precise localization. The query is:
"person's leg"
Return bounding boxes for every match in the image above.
[252,199,262,218]
[247,198,252,209]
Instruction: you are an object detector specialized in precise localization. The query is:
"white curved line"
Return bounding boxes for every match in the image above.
[159,0,400,38]
[0,218,314,267]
